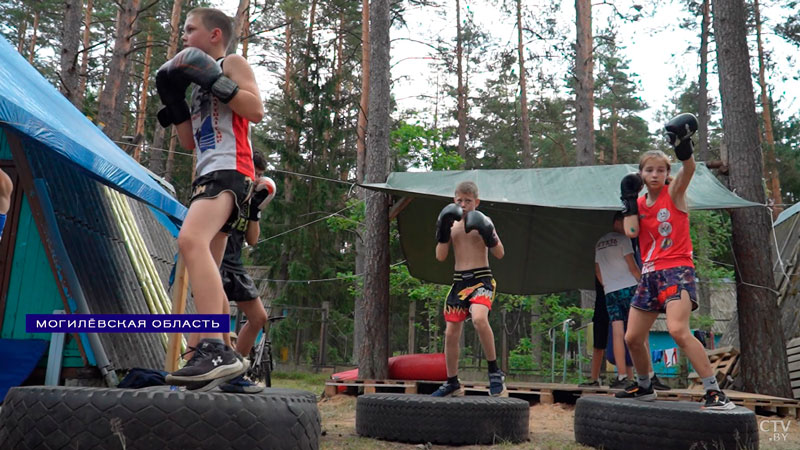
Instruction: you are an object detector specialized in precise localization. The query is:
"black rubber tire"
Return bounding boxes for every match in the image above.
[574,395,759,450]
[356,393,529,445]
[0,386,321,450]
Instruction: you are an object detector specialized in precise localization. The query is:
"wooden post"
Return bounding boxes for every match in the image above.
[408,300,415,354]
[165,255,188,372]
[319,301,329,366]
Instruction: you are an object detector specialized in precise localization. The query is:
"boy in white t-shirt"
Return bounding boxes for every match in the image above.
[595,213,669,390]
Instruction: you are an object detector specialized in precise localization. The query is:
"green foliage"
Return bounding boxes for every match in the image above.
[391,119,463,170]
[690,211,735,282]
[689,313,715,331]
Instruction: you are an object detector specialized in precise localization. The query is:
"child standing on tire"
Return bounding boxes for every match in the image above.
[156,7,264,388]
[615,113,734,410]
[431,181,507,397]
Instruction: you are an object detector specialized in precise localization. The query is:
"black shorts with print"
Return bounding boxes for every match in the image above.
[190,170,254,234]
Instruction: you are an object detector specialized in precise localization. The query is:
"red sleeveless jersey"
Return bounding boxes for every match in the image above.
[637,189,694,273]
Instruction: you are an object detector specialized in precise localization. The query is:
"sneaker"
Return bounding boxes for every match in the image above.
[614,380,656,401]
[488,370,508,397]
[431,381,465,397]
[166,339,244,384]
[220,375,264,394]
[702,390,736,410]
[578,380,601,387]
[651,374,671,391]
[610,377,629,389]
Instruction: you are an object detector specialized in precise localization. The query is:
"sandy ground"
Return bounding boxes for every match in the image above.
[317,395,800,450]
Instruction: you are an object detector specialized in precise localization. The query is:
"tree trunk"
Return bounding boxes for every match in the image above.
[353,0,370,365]
[697,0,710,162]
[713,0,791,398]
[241,5,250,58]
[150,0,183,177]
[98,0,140,143]
[78,0,94,106]
[303,0,318,81]
[17,10,27,55]
[359,0,391,380]
[575,0,594,166]
[611,108,618,164]
[230,0,250,55]
[28,9,40,64]
[134,32,152,162]
[408,300,416,353]
[754,0,782,218]
[60,0,83,107]
[517,0,532,167]
[456,0,467,160]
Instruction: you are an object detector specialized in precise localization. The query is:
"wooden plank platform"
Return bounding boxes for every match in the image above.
[324,378,800,418]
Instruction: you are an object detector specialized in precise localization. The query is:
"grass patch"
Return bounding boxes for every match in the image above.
[270,370,329,394]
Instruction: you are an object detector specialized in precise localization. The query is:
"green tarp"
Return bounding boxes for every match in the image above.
[362,163,760,295]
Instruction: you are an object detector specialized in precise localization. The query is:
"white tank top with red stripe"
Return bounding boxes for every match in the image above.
[190,58,255,179]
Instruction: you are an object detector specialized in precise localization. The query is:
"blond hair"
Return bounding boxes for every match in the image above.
[456,181,479,198]
[188,8,234,48]
[639,150,674,185]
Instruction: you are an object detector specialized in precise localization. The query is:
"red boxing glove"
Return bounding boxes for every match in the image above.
[248,176,276,221]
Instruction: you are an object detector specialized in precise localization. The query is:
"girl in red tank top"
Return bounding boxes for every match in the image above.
[616,148,734,410]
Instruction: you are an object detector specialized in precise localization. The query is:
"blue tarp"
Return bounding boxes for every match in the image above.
[0,339,48,402]
[0,35,186,223]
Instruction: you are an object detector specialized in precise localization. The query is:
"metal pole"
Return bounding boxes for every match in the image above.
[562,321,569,383]
[577,330,582,383]
[550,328,555,383]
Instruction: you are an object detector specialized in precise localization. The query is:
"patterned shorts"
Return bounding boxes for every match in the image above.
[444,268,495,322]
[605,285,635,322]
[631,266,698,313]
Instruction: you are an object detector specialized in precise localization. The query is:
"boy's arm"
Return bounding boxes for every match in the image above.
[595,263,603,286]
[245,220,260,246]
[435,242,449,261]
[223,54,264,123]
[624,254,641,281]
[175,121,195,150]
[490,234,504,259]
[620,173,643,238]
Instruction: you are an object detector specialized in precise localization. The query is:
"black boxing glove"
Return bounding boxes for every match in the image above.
[436,203,463,243]
[155,61,191,127]
[248,176,277,221]
[620,173,643,216]
[167,48,240,103]
[464,210,498,248]
[664,112,698,161]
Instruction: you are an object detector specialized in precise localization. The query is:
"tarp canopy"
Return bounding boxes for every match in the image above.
[363,163,760,294]
[0,35,186,223]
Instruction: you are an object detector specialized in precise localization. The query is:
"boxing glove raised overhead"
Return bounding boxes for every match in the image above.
[664,112,698,161]
[464,210,498,248]
[436,203,463,243]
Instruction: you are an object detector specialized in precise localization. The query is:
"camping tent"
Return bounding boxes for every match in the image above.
[363,164,758,294]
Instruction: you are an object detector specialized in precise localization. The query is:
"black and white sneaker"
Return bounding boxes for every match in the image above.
[431,381,465,397]
[488,370,508,397]
[609,376,629,389]
[614,380,656,401]
[651,374,671,391]
[166,339,244,385]
[702,390,736,410]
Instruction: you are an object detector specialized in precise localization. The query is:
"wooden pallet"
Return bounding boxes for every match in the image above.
[688,346,740,390]
[324,378,419,397]
[788,337,800,400]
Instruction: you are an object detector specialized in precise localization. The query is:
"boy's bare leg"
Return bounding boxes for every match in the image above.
[470,304,496,361]
[177,195,232,342]
[221,296,233,349]
[235,298,268,357]
[590,348,604,380]
[443,320,463,378]
[0,168,12,213]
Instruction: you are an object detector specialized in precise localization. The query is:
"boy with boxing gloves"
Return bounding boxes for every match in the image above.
[616,113,733,410]
[432,181,507,397]
[157,7,264,388]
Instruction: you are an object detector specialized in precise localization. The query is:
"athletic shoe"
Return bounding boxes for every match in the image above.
[220,375,264,394]
[614,380,656,401]
[431,381,465,397]
[702,390,736,410]
[610,377,629,389]
[166,339,244,384]
[488,370,508,397]
[578,380,601,387]
[651,374,671,391]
